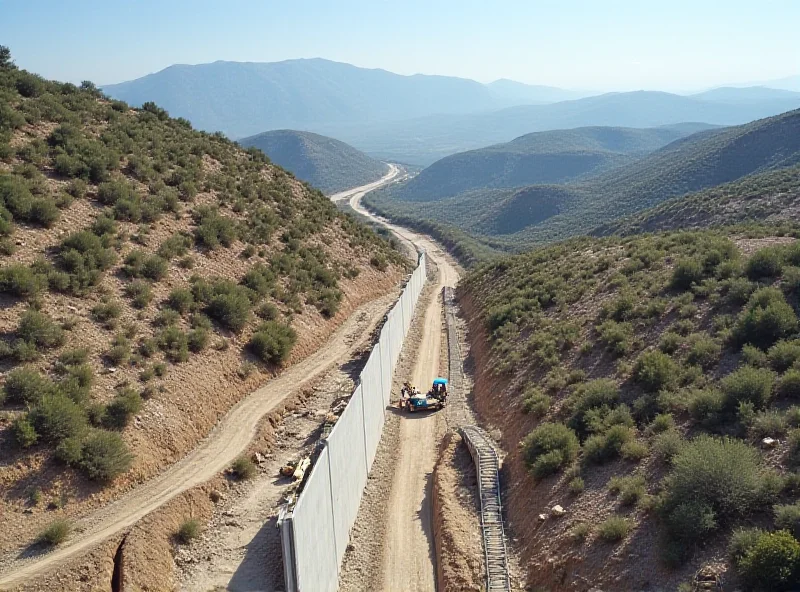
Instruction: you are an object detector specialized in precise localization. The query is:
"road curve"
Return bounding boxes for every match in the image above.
[329,163,402,203]
[0,171,407,590]
[350,176,461,591]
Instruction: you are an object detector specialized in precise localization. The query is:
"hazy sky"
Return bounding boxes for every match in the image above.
[1,0,798,91]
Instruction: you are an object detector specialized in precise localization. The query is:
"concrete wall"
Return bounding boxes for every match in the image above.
[281,252,427,591]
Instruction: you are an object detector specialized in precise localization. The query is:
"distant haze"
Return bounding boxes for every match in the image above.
[1,0,798,92]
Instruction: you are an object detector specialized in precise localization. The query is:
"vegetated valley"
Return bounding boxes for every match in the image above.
[238,129,389,195]
[0,52,405,556]
[366,107,800,262]
[460,226,800,590]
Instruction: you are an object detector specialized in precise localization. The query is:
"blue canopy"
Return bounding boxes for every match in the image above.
[433,378,448,385]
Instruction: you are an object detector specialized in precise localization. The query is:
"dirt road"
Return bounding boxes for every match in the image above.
[0,175,405,591]
[349,186,461,591]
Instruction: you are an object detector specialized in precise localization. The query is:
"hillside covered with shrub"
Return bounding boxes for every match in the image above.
[368,108,800,256]
[460,226,800,590]
[392,124,714,202]
[0,48,405,550]
[599,164,800,236]
[238,129,388,194]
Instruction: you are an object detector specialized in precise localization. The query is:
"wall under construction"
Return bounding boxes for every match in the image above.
[280,252,427,592]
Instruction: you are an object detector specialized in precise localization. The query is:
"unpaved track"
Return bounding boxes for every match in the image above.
[0,175,405,591]
[329,163,402,202]
[350,186,461,591]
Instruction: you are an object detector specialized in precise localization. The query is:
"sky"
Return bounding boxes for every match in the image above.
[1,0,798,91]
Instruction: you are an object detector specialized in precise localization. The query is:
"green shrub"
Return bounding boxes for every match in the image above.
[597,320,632,356]
[103,388,142,429]
[621,439,648,461]
[774,502,800,539]
[743,344,769,368]
[778,370,800,398]
[123,251,167,281]
[583,425,634,465]
[521,387,550,416]
[91,300,122,326]
[745,246,785,280]
[153,308,181,327]
[176,519,200,544]
[659,332,683,354]
[736,530,800,592]
[157,233,192,260]
[686,333,721,368]
[633,350,679,393]
[105,337,131,366]
[187,327,209,352]
[0,263,48,299]
[166,288,194,314]
[567,379,620,437]
[78,430,133,481]
[194,207,237,249]
[57,228,117,293]
[97,180,136,206]
[749,410,788,439]
[768,340,800,372]
[597,516,630,542]
[648,413,675,435]
[157,326,189,363]
[661,435,767,543]
[652,429,683,463]
[29,392,87,443]
[231,455,256,480]
[55,435,83,465]
[57,347,89,369]
[255,302,279,320]
[37,518,71,546]
[248,321,297,365]
[12,415,38,448]
[671,258,704,291]
[721,366,775,410]
[125,279,153,308]
[729,527,764,564]
[522,422,579,478]
[3,366,53,404]
[608,475,646,506]
[733,288,798,349]
[17,308,64,349]
[206,291,251,332]
[569,476,585,495]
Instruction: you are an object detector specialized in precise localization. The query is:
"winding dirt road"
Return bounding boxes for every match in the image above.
[349,180,462,592]
[0,171,406,591]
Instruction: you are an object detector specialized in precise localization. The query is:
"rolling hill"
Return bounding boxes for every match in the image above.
[394,125,718,202]
[599,164,800,235]
[367,107,800,257]
[238,129,388,194]
[321,89,800,164]
[460,225,800,590]
[0,53,405,557]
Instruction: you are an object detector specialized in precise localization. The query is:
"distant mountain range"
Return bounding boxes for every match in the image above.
[102,58,556,139]
[366,107,800,251]
[102,58,800,165]
[238,129,387,194]
[394,124,718,202]
[322,90,800,164]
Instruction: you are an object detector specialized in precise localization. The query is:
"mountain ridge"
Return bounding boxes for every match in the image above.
[238,129,388,194]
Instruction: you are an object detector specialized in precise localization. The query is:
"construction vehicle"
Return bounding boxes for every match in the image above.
[406,377,448,413]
